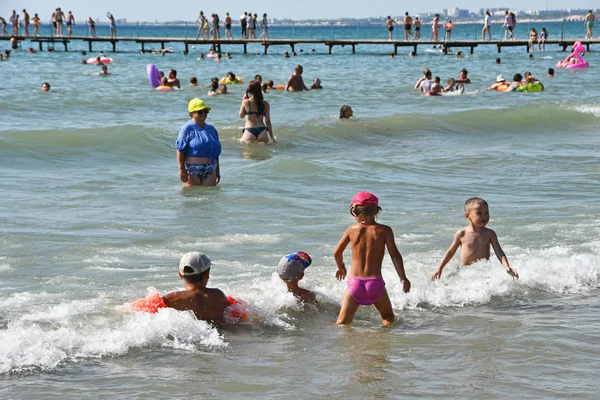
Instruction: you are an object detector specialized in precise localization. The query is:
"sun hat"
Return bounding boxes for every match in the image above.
[277,252,311,280]
[350,191,379,207]
[188,98,211,113]
[496,75,505,82]
[179,252,212,275]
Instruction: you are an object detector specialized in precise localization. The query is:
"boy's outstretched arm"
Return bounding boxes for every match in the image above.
[333,228,350,281]
[431,230,462,280]
[385,227,410,293]
[490,230,519,280]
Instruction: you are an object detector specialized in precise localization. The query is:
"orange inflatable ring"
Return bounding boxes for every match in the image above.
[226,296,249,321]
[131,291,167,313]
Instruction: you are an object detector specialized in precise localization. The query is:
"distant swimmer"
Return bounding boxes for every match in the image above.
[431,197,518,281]
[425,76,442,96]
[547,68,554,78]
[310,78,323,89]
[240,80,274,143]
[455,68,471,84]
[98,64,109,75]
[505,74,524,91]
[443,78,463,93]
[41,82,50,92]
[189,76,199,86]
[285,64,309,91]
[339,105,353,119]
[277,252,316,303]
[495,57,501,64]
[333,192,411,326]
[487,75,509,91]
[414,68,433,93]
[168,69,180,88]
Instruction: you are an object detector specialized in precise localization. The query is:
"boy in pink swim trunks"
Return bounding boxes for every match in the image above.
[333,192,411,326]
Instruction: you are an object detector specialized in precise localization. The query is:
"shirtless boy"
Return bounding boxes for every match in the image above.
[162,252,230,321]
[285,64,309,91]
[431,197,519,280]
[334,192,411,326]
[168,69,181,88]
[277,252,316,303]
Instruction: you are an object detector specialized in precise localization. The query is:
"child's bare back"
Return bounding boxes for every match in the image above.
[341,223,395,278]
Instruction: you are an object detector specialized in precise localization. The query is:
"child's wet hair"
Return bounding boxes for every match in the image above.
[350,205,382,217]
[464,197,488,212]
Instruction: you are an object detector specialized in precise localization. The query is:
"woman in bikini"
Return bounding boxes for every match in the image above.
[239,80,274,144]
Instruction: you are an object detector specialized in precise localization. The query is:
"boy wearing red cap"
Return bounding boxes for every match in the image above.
[333,192,411,326]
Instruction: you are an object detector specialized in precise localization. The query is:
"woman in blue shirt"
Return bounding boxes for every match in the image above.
[176,99,221,186]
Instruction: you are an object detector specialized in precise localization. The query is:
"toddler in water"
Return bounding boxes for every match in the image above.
[431,198,519,280]
[277,252,316,303]
[334,192,411,326]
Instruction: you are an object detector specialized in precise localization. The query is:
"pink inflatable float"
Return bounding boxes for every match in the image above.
[556,41,589,69]
[86,56,113,65]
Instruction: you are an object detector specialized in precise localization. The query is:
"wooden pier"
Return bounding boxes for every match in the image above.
[2,35,599,55]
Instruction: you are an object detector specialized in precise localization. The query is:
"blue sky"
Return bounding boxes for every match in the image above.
[1,1,596,21]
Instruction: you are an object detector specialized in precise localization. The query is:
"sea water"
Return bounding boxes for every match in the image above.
[1,22,599,398]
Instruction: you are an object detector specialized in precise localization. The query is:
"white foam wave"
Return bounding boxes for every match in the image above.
[568,104,600,117]
[0,304,225,374]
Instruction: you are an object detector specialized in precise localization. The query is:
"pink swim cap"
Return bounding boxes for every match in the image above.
[350,191,379,207]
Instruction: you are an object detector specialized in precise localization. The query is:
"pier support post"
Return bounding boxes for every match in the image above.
[112,41,116,52]
[243,43,247,54]
[141,42,145,53]
[88,41,92,52]
[290,43,295,53]
[217,43,221,53]
[394,44,398,55]
[497,44,502,53]
[413,44,418,55]
[62,40,68,51]
[328,43,333,54]
[263,43,269,54]
[161,42,165,50]
[586,43,590,51]
[38,41,43,51]
[470,46,474,54]
[184,42,189,53]
[352,44,355,54]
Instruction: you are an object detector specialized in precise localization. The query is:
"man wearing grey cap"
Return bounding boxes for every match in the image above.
[162,251,230,321]
[277,252,316,303]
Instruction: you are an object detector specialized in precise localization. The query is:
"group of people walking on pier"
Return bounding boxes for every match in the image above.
[195,11,269,40]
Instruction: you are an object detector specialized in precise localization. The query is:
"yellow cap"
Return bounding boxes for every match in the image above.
[188,98,211,113]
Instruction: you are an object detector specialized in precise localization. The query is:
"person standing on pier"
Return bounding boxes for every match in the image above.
[51,10,57,36]
[386,16,394,40]
[503,11,516,40]
[195,11,206,40]
[66,11,75,36]
[88,17,96,37]
[431,13,439,41]
[414,17,421,40]
[31,14,40,36]
[22,9,30,36]
[241,12,248,38]
[403,12,414,40]
[56,8,65,36]
[107,12,116,38]
[1,17,7,36]
[248,13,256,39]
[9,10,16,35]
[259,13,269,39]
[12,13,19,36]
[482,11,491,40]
[225,13,234,39]
[584,10,595,39]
